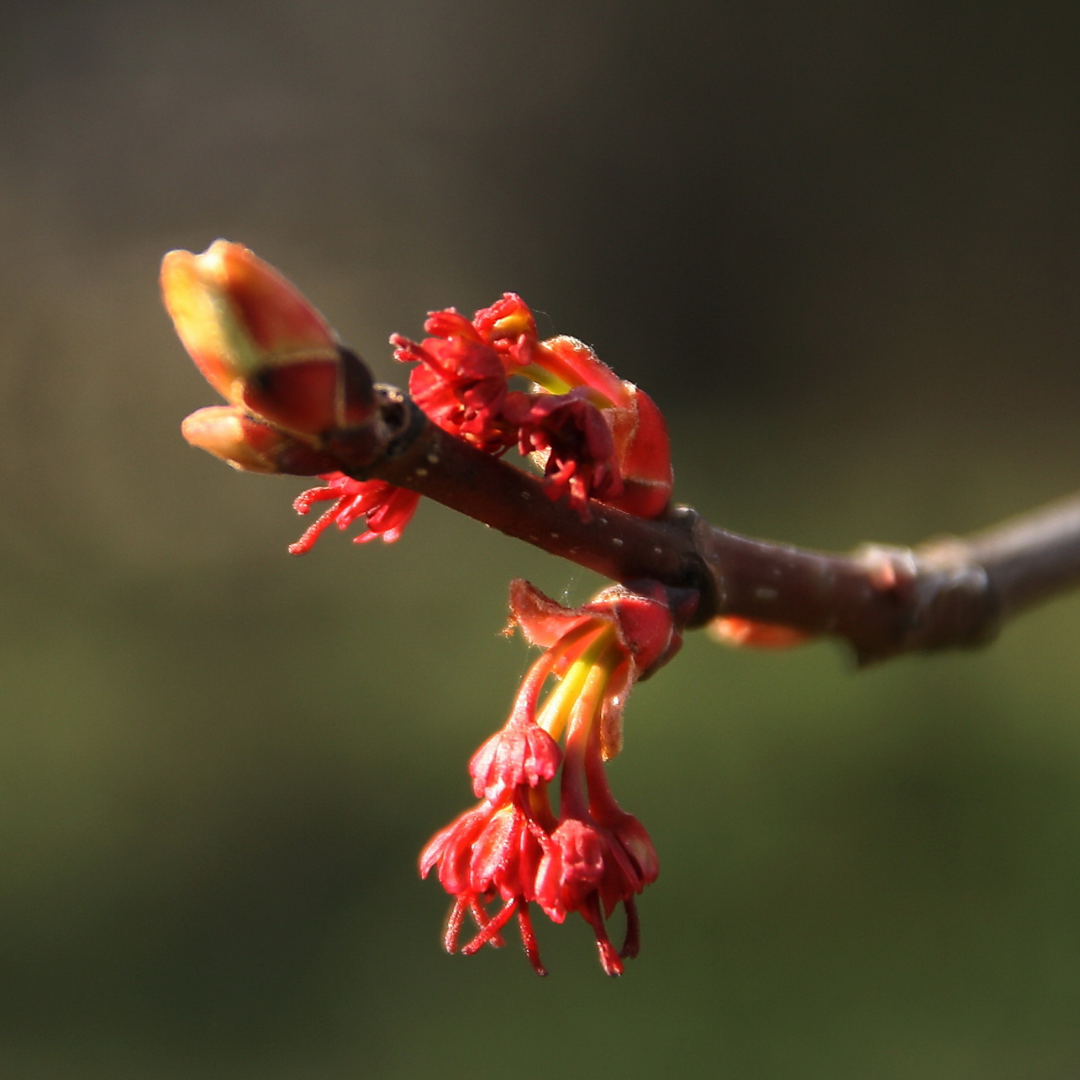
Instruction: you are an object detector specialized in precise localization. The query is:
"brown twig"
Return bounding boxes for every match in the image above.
[328,386,1080,663]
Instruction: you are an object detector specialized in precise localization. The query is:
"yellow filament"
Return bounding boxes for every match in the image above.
[535,629,617,742]
[513,365,618,410]
[516,364,573,396]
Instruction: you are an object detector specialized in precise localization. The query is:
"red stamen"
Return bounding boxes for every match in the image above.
[579,894,623,977]
[287,501,342,555]
[443,896,469,954]
[461,898,518,955]
[516,904,548,977]
[468,897,505,949]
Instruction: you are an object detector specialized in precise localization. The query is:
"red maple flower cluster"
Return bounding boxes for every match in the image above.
[421,579,687,976]
[288,474,420,552]
[162,242,708,975]
[162,241,673,552]
[390,293,671,520]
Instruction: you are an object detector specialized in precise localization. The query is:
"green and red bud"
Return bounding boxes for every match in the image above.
[162,241,375,436]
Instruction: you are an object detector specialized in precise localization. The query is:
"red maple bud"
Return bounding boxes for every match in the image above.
[288,473,420,553]
[180,406,341,475]
[422,579,685,976]
[162,241,375,436]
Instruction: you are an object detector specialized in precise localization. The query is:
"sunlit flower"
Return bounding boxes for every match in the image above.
[392,292,673,519]
[390,311,515,453]
[505,389,622,516]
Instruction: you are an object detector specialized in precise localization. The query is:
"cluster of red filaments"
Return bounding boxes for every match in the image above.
[420,579,685,976]
[288,475,421,552]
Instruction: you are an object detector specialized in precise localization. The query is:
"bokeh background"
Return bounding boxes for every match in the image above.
[3,1,1080,1076]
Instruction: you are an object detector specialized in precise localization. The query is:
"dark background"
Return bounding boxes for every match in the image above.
[3,2,1080,1076]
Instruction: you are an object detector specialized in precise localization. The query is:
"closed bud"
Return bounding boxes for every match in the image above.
[162,241,375,436]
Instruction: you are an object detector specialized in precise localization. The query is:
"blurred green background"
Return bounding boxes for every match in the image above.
[3,1,1080,1076]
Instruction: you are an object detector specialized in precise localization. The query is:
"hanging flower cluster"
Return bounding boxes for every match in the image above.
[421,579,687,975]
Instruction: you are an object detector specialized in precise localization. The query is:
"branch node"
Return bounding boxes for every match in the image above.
[908,538,1002,653]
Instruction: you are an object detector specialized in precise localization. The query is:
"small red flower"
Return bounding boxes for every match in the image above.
[288,473,420,553]
[390,311,514,453]
[534,818,645,976]
[469,652,563,803]
[506,389,623,517]
[421,792,554,976]
[471,292,538,355]
[511,328,673,520]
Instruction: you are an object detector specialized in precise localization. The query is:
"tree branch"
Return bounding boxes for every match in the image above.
[329,387,1080,663]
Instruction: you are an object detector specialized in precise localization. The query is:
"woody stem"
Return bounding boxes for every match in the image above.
[328,386,1080,664]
